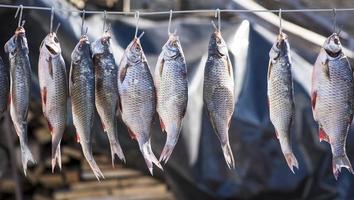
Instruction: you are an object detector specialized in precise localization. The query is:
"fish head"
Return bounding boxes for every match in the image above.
[71,35,90,62]
[269,32,289,60]
[15,26,28,50]
[208,30,228,57]
[163,33,182,58]
[323,33,342,57]
[40,32,61,56]
[91,31,111,55]
[127,37,143,63]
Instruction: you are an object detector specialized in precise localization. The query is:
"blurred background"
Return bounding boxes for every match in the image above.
[1,0,354,200]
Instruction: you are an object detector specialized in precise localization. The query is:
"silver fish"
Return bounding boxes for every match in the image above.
[203,27,235,169]
[92,30,125,166]
[38,32,68,172]
[155,33,188,164]
[311,33,354,179]
[70,35,104,180]
[267,33,299,173]
[4,25,35,175]
[118,35,162,175]
[0,56,9,116]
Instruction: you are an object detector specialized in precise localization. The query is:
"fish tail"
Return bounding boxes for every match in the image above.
[51,128,64,173]
[18,135,36,176]
[137,137,163,175]
[221,142,235,170]
[284,152,299,174]
[109,140,126,166]
[159,127,180,164]
[332,154,354,180]
[81,144,105,181]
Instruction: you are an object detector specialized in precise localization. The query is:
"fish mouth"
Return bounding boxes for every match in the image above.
[15,27,25,36]
[45,44,59,55]
[324,34,342,57]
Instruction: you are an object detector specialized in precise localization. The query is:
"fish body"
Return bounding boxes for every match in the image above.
[38,32,68,172]
[311,33,354,179]
[70,35,104,180]
[92,31,125,166]
[4,26,35,175]
[203,29,235,169]
[0,56,9,116]
[118,36,162,175]
[267,33,299,173]
[155,33,188,164]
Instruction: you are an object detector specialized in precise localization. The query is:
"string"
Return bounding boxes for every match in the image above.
[103,10,107,33]
[50,7,54,33]
[134,11,139,38]
[332,8,336,33]
[168,10,172,35]
[14,4,23,27]
[279,8,282,35]
[81,9,85,35]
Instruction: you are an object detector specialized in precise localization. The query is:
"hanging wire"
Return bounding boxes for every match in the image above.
[3,4,354,15]
[168,9,172,35]
[81,9,85,35]
[103,10,107,33]
[55,23,60,34]
[332,8,336,33]
[279,8,282,35]
[50,6,54,33]
[134,10,139,38]
[14,4,23,27]
[215,8,221,32]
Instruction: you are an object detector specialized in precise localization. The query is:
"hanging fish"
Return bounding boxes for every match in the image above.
[267,32,299,173]
[0,56,9,116]
[70,34,104,180]
[155,33,188,164]
[311,33,354,179]
[92,29,125,166]
[38,30,68,173]
[4,24,35,175]
[118,33,163,175]
[203,24,235,169]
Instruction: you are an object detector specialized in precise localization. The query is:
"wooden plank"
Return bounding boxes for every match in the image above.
[81,168,141,180]
[39,174,64,188]
[54,189,109,200]
[0,178,15,192]
[117,176,159,188]
[111,183,167,197]
[71,179,119,191]
[64,170,80,184]
[62,147,82,160]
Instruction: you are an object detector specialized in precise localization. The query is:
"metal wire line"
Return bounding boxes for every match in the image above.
[1,4,354,16]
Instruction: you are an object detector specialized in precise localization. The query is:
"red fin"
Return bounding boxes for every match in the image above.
[319,128,329,143]
[311,91,317,110]
[76,134,80,143]
[275,131,279,139]
[46,117,53,133]
[101,122,106,131]
[159,117,166,133]
[41,87,48,106]
[127,127,136,140]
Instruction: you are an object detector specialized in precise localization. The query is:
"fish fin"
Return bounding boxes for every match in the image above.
[101,122,106,132]
[82,148,105,181]
[159,117,166,133]
[119,63,130,83]
[159,58,165,77]
[52,142,62,173]
[45,117,53,133]
[110,141,126,166]
[137,137,163,175]
[322,59,330,79]
[275,131,279,139]
[319,128,330,143]
[41,87,48,110]
[127,127,137,140]
[333,155,354,180]
[221,142,235,170]
[311,91,317,114]
[76,133,80,143]
[284,152,299,174]
[51,128,64,173]
[47,57,54,79]
[267,60,273,79]
[19,135,36,176]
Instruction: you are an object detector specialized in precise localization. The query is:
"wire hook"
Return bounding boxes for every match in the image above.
[134,11,140,38]
[50,7,54,33]
[14,5,23,27]
[214,8,221,32]
[81,9,86,35]
[103,10,107,33]
[168,10,173,35]
[279,8,282,35]
[332,8,336,33]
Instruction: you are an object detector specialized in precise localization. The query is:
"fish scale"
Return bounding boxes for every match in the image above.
[312,33,354,179]
[4,26,35,175]
[155,34,188,164]
[0,56,9,115]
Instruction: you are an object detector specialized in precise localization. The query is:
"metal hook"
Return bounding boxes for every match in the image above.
[55,23,61,34]
[81,9,86,35]
[50,7,54,33]
[103,10,107,34]
[332,8,336,33]
[134,11,140,38]
[279,8,282,35]
[215,8,221,32]
[14,5,23,27]
[168,10,173,35]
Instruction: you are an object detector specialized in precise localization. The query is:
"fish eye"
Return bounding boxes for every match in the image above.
[54,37,59,43]
[216,38,221,44]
